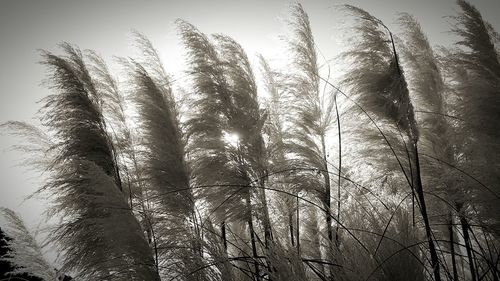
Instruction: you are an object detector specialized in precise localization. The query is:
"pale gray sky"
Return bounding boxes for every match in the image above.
[0,0,498,260]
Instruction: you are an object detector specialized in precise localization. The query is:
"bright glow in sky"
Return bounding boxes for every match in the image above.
[0,0,499,263]
[223,131,241,148]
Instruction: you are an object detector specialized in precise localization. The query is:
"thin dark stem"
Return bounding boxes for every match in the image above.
[221,220,228,250]
[296,194,300,255]
[246,192,261,281]
[460,214,477,281]
[414,144,441,281]
[334,92,342,247]
[449,213,459,281]
[320,134,335,280]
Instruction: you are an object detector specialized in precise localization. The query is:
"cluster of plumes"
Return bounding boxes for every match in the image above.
[1,1,500,281]
[342,6,418,142]
[0,208,56,280]
[441,0,500,236]
[39,44,160,281]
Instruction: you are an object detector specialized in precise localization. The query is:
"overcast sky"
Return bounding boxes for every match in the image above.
[0,0,498,258]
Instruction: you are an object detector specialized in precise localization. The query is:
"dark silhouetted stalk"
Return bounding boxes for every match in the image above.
[296,195,301,255]
[246,192,261,281]
[448,213,459,281]
[414,144,441,281]
[459,214,477,281]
